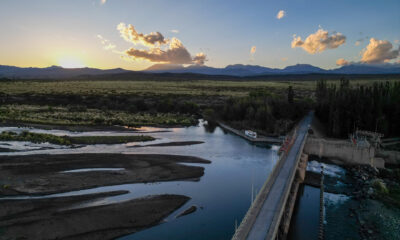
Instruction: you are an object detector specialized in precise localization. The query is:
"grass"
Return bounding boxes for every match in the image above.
[1,79,398,97]
[0,104,196,126]
[0,131,154,145]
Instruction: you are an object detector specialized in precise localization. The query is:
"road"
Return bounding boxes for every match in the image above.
[245,112,313,240]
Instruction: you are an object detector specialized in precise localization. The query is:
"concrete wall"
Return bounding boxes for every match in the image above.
[377,150,400,165]
[304,137,377,167]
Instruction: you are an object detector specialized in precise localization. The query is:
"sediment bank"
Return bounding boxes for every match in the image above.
[0,153,210,196]
[0,193,190,240]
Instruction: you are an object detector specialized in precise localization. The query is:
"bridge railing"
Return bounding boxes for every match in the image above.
[232,123,301,240]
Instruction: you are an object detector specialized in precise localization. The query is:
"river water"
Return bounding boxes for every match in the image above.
[0,121,279,239]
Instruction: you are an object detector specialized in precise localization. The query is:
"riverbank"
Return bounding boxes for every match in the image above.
[0,153,211,196]
[0,193,189,240]
[0,130,155,146]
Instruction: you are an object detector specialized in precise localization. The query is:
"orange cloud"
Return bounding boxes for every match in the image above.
[276,10,286,19]
[361,38,400,64]
[291,29,346,54]
[250,46,256,54]
[336,58,349,66]
[118,23,207,65]
[193,53,208,65]
[117,23,168,47]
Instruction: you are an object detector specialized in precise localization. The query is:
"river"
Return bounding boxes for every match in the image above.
[0,121,279,239]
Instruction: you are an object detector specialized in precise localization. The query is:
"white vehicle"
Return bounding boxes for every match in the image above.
[245,130,257,139]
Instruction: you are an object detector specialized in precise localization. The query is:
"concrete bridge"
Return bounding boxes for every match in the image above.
[232,111,393,240]
[232,112,313,240]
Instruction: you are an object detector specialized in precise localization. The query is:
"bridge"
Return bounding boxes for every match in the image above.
[232,112,313,240]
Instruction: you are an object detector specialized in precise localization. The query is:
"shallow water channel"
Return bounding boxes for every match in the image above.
[0,121,280,239]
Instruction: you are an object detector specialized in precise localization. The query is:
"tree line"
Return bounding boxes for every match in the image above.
[212,88,310,135]
[315,79,400,138]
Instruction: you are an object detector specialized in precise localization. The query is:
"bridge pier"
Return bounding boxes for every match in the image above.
[277,153,309,240]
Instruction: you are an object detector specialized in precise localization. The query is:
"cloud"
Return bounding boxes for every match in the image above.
[193,52,208,65]
[117,23,168,47]
[336,58,350,66]
[118,23,207,65]
[100,0,106,5]
[250,46,256,54]
[355,40,361,46]
[361,38,400,64]
[394,39,400,44]
[291,28,346,54]
[276,10,286,20]
[97,35,116,50]
[171,29,179,34]
[281,57,288,62]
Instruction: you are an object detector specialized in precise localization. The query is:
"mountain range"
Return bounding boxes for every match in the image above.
[145,63,400,76]
[1,63,400,79]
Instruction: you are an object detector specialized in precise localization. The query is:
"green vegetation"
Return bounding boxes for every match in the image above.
[0,131,71,145]
[372,179,389,195]
[316,79,400,137]
[0,105,196,126]
[2,78,398,97]
[0,77,399,130]
[218,87,311,135]
[0,131,154,145]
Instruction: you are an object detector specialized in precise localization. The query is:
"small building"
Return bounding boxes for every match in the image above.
[245,130,257,139]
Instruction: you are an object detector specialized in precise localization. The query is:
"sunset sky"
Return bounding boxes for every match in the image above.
[1,0,399,70]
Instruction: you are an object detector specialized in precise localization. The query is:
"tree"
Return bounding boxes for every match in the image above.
[287,86,294,104]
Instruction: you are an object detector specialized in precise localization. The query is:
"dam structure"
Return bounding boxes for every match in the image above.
[232,112,313,240]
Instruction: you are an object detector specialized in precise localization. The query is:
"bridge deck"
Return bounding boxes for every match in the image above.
[244,113,313,240]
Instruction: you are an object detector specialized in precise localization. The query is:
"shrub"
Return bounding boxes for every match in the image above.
[372,179,389,195]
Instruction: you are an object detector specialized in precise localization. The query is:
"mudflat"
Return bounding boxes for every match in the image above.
[0,193,190,240]
[0,153,210,196]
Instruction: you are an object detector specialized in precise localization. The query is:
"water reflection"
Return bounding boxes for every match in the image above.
[0,120,279,240]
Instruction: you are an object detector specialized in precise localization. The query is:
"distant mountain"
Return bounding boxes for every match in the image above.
[282,64,326,74]
[329,64,400,74]
[145,63,400,76]
[0,65,131,79]
[1,63,400,79]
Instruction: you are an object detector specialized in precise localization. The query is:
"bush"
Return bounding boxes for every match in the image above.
[372,179,389,195]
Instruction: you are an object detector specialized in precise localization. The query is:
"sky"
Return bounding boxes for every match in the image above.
[0,0,399,70]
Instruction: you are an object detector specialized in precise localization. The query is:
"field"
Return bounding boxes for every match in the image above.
[1,78,399,97]
[1,77,399,128]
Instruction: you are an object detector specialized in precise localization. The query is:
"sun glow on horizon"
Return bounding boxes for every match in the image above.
[58,56,86,68]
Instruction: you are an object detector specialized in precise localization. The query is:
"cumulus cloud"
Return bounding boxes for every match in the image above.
[117,23,168,47]
[171,29,179,33]
[193,53,208,65]
[118,23,207,65]
[276,10,286,19]
[97,35,116,50]
[361,38,400,64]
[291,29,346,54]
[336,58,350,66]
[100,0,106,5]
